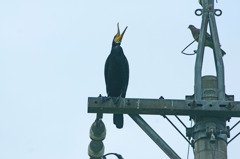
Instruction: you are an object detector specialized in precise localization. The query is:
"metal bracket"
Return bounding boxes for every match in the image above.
[186,120,229,143]
[195,8,222,16]
[194,0,225,101]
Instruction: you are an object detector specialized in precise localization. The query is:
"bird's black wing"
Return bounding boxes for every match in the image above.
[104,46,129,98]
[121,54,129,98]
[104,54,111,96]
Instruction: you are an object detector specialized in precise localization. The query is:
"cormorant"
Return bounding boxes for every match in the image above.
[104,23,129,129]
[188,25,226,56]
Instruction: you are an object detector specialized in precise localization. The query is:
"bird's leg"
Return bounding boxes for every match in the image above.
[112,94,122,106]
[98,94,111,103]
[102,97,111,103]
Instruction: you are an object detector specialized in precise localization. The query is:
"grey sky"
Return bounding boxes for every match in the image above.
[0,0,240,159]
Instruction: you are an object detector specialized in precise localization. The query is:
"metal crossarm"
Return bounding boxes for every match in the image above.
[88,97,240,117]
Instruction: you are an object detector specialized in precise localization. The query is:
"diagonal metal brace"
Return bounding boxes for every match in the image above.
[129,114,181,159]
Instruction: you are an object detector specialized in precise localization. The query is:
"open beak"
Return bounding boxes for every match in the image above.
[114,23,128,43]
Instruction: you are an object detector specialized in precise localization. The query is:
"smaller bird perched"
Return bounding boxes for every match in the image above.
[104,23,129,129]
[188,25,226,56]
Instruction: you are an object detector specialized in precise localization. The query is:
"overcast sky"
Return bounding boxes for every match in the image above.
[0,0,240,159]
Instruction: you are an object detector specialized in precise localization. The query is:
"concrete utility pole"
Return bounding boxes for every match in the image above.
[190,76,229,159]
[88,0,240,158]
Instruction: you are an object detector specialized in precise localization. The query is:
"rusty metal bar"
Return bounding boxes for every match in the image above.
[129,114,181,159]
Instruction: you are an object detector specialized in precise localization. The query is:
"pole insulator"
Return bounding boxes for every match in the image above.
[90,119,106,141]
[88,140,105,159]
[88,116,106,159]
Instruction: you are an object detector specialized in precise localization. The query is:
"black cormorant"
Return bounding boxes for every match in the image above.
[104,23,129,129]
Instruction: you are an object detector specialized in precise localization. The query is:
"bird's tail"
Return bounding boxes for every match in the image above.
[221,48,226,56]
[113,114,123,129]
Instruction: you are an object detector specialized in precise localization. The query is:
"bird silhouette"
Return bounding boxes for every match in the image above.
[188,24,226,56]
[104,23,129,129]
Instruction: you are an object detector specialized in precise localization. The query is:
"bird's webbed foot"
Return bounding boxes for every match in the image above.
[112,96,122,106]
[98,94,111,103]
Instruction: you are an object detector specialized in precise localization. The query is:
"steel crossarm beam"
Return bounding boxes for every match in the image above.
[88,97,240,117]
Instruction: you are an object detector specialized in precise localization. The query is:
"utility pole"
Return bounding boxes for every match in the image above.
[88,0,240,158]
[188,76,229,159]
[190,0,228,158]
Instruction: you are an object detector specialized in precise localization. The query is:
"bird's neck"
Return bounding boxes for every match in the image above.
[112,40,121,47]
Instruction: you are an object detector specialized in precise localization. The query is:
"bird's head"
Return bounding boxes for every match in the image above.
[113,23,128,45]
[188,25,195,29]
